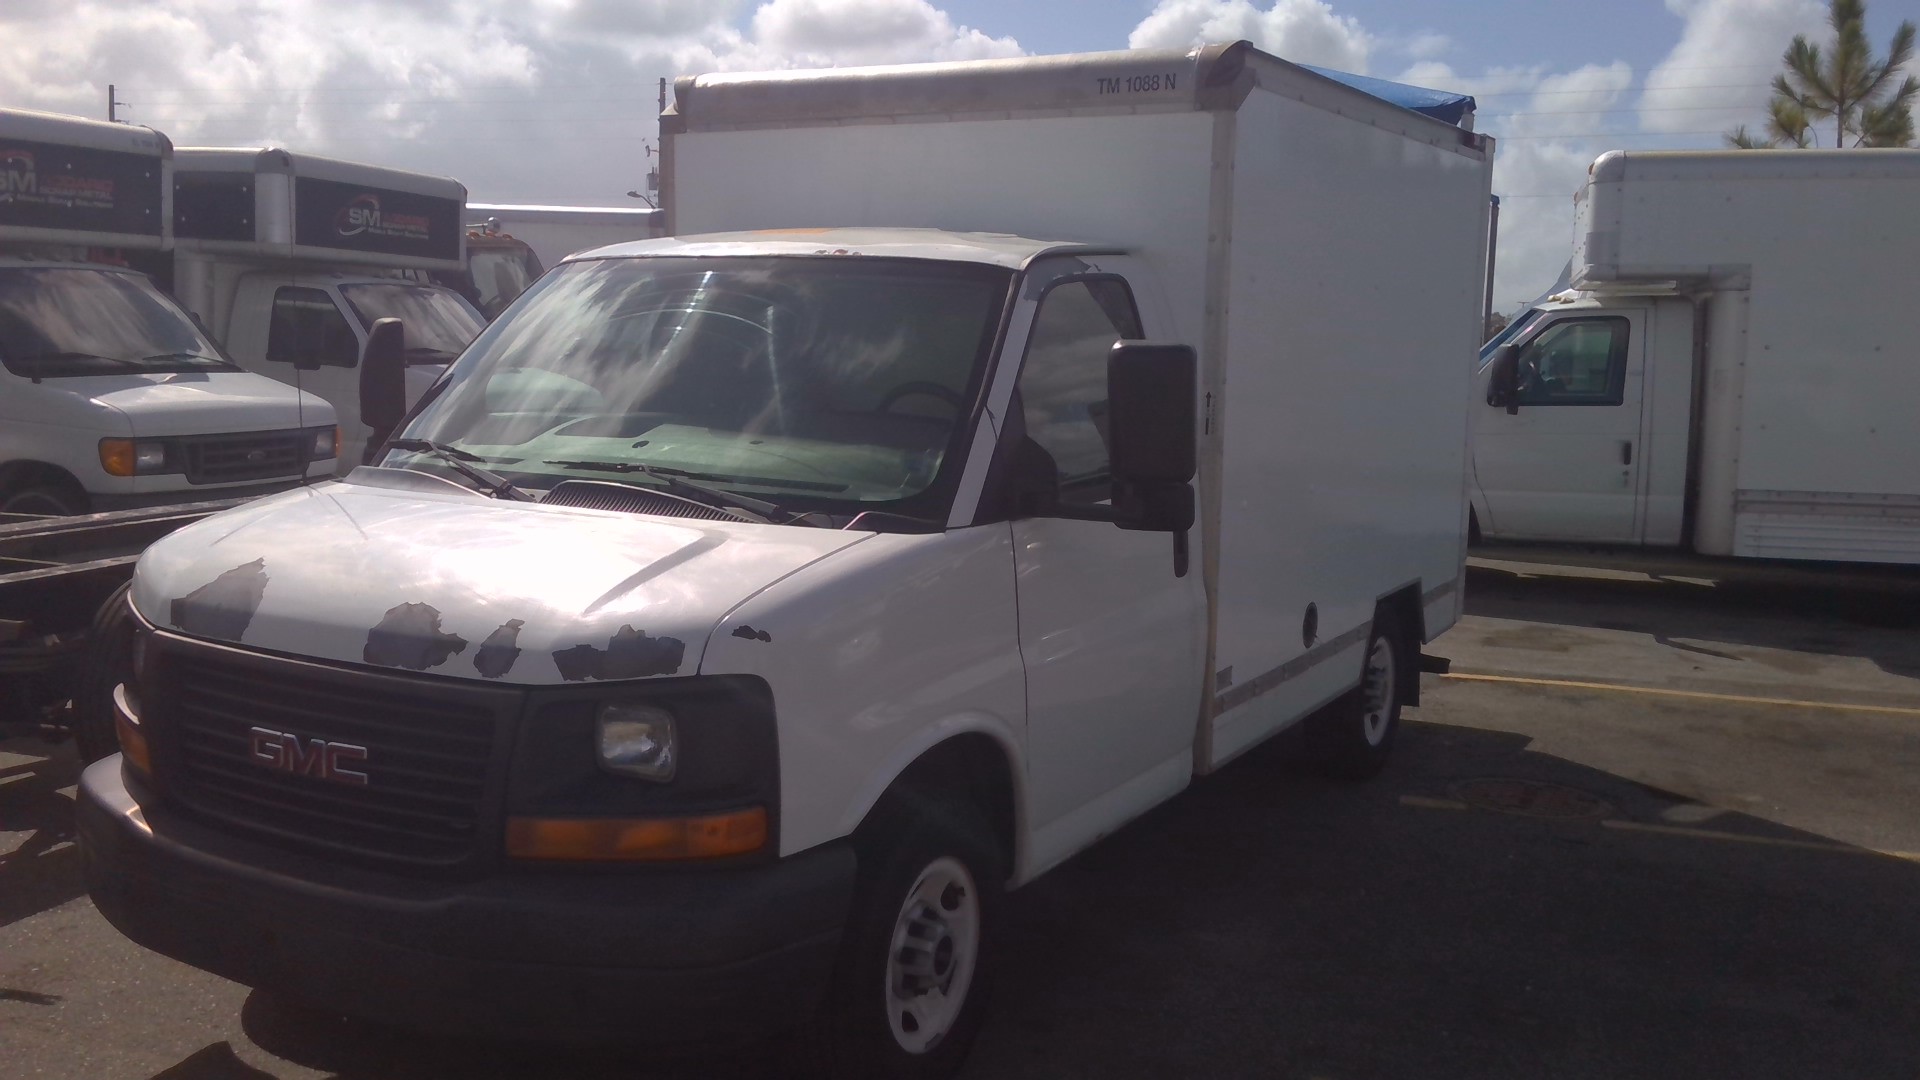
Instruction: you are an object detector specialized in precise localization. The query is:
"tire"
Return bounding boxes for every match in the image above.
[804,800,1004,1080]
[1306,610,1409,781]
[73,582,136,764]
[0,483,85,517]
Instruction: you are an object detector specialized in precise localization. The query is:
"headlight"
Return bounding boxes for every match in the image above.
[98,438,171,477]
[596,702,677,781]
[310,426,340,460]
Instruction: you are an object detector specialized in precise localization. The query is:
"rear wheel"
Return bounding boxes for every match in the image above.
[805,801,1002,1079]
[1307,611,1408,780]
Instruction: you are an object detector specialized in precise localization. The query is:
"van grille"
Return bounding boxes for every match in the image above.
[155,643,514,867]
[181,431,308,484]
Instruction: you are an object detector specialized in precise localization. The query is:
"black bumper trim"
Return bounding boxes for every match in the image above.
[79,757,854,1043]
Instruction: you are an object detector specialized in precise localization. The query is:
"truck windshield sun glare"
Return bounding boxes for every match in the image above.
[0,268,238,379]
[388,257,1007,521]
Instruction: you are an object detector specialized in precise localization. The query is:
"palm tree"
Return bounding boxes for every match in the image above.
[1727,0,1916,149]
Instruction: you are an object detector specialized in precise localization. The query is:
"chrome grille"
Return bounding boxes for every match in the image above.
[181,431,307,484]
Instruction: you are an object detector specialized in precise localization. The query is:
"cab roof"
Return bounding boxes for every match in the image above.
[567,227,1116,269]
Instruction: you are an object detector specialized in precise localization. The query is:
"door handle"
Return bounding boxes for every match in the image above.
[1620,440,1633,466]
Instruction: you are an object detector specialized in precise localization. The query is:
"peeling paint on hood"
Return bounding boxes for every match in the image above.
[131,479,871,684]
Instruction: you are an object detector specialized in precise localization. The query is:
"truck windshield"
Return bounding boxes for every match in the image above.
[0,267,237,379]
[392,256,1009,518]
[340,283,484,364]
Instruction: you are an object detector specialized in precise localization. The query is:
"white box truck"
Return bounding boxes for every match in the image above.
[0,109,338,515]
[169,148,487,466]
[79,42,1491,1075]
[1472,149,1920,565]
[464,202,663,268]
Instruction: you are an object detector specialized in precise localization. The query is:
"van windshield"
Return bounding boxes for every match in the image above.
[340,282,485,363]
[0,267,237,378]
[391,256,1010,518]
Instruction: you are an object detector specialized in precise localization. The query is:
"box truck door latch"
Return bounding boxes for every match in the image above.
[1620,441,1633,466]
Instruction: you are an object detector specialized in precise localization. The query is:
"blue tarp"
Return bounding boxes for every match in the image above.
[1300,65,1476,127]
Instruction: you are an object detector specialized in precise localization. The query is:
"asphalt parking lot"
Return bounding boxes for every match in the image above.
[4,558,1918,1079]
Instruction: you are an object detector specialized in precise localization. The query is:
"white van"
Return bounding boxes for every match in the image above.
[1472,149,1920,565]
[80,43,1491,1076]
[169,148,485,467]
[0,110,337,514]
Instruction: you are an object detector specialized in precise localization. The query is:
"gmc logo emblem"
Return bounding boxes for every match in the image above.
[248,726,369,786]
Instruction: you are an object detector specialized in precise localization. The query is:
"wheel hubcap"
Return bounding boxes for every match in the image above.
[885,856,980,1054]
[1360,635,1397,747]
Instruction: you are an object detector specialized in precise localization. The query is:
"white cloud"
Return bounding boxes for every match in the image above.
[1128,0,1371,73]
[1638,0,1823,136]
[0,0,1023,204]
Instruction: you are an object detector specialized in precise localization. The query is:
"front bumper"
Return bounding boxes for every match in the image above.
[78,757,855,1043]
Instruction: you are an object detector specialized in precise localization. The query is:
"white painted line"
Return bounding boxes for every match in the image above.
[1442,672,1920,718]
[1601,819,1920,861]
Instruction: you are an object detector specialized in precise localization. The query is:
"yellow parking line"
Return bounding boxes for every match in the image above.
[1601,819,1920,862]
[1441,672,1920,717]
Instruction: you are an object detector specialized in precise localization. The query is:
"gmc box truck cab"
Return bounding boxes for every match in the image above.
[1472,149,1920,565]
[0,109,338,515]
[79,43,1492,1076]
[168,148,487,466]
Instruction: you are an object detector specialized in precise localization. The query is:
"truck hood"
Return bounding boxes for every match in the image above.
[131,473,870,684]
[70,371,335,436]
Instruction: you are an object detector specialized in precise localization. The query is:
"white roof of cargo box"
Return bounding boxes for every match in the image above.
[0,107,170,156]
[570,228,1112,269]
[1590,148,1920,184]
[666,41,1483,151]
[173,147,464,199]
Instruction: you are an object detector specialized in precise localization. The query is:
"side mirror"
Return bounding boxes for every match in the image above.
[1108,341,1198,533]
[359,317,407,463]
[1487,343,1521,414]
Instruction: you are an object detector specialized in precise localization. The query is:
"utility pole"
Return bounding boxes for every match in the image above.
[108,84,122,123]
[659,77,667,116]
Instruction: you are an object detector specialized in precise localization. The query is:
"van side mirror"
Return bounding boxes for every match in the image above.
[359,317,407,463]
[1108,342,1197,533]
[1487,343,1521,414]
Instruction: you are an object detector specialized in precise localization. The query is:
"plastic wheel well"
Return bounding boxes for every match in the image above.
[859,734,1017,876]
[1375,585,1425,706]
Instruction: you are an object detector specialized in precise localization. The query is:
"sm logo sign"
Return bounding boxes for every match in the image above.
[335,193,383,236]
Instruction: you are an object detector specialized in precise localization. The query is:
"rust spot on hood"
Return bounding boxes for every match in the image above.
[364,603,469,671]
[473,619,526,679]
[553,625,685,681]
[170,559,269,643]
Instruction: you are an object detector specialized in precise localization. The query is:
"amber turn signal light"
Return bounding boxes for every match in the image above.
[506,807,768,862]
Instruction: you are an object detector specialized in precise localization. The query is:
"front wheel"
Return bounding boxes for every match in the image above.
[0,483,85,517]
[806,803,1002,1079]
[1306,612,1409,780]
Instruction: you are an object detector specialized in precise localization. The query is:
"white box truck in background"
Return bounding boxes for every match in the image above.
[464,202,663,268]
[168,148,487,466]
[1472,149,1920,565]
[82,43,1491,1076]
[0,109,337,516]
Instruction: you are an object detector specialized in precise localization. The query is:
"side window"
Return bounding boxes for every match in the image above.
[1015,277,1144,506]
[1514,317,1629,405]
[266,287,359,368]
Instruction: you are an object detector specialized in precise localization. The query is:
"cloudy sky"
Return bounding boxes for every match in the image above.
[3,0,1907,308]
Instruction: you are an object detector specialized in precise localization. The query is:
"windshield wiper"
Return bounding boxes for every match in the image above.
[389,439,533,501]
[542,459,797,525]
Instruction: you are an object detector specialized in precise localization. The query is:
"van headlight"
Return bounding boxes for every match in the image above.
[309,426,340,460]
[98,438,171,476]
[596,702,677,781]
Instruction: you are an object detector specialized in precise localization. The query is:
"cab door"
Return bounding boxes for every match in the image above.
[1472,309,1647,542]
[257,285,370,466]
[1004,258,1207,872]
